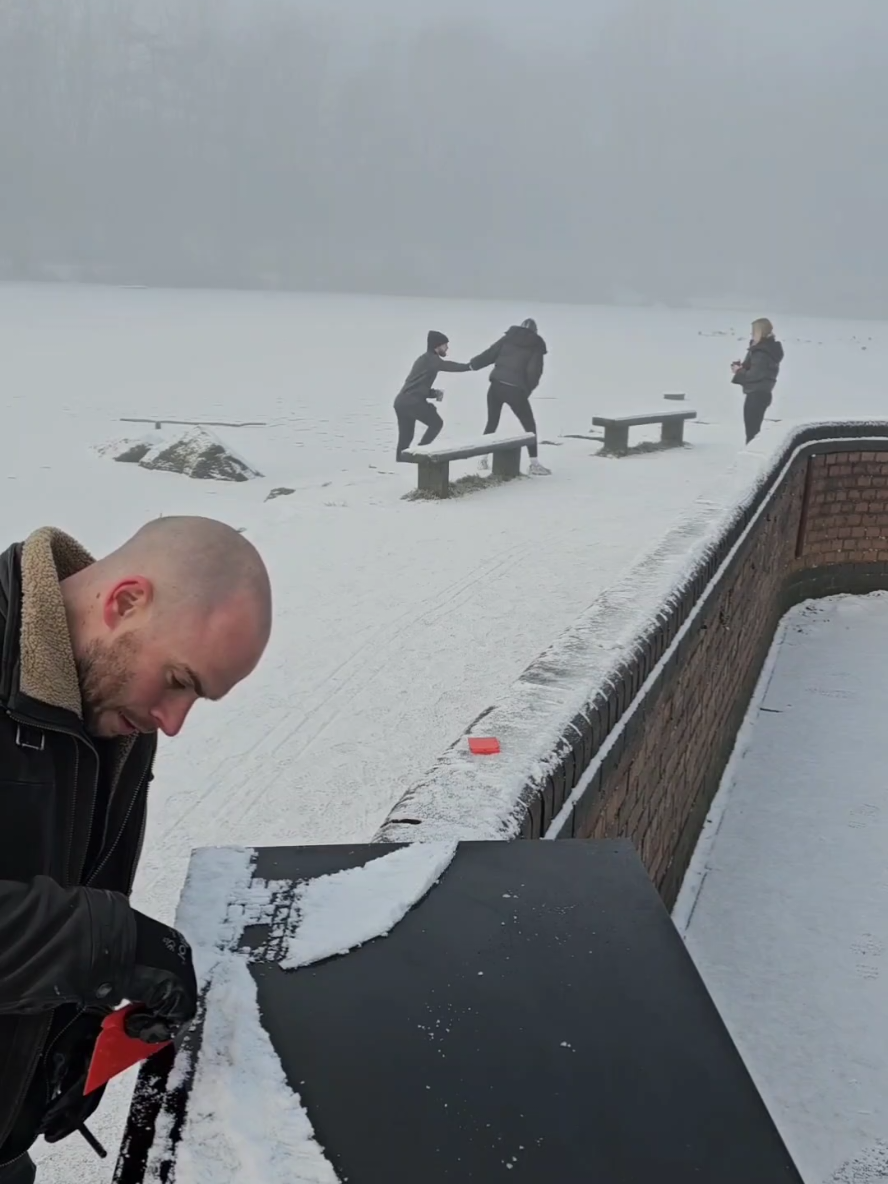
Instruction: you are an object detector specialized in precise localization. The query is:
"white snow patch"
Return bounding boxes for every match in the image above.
[173,955,339,1184]
[281,841,457,968]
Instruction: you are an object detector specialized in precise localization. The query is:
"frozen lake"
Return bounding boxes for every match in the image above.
[3,281,886,1181]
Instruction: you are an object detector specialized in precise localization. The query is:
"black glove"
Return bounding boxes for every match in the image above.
[124,912,198,1043]
[39,1012,106,1145]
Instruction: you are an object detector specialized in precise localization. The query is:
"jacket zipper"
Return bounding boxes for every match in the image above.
[86,747,153,891]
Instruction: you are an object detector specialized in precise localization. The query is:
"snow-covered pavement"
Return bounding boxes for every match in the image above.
[679,594,888,1184]
[3,282,887,1181]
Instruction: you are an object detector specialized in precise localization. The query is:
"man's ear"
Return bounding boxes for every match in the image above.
[102,577,154,629]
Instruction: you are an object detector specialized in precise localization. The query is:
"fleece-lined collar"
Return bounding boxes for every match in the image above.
[19,527,95,718]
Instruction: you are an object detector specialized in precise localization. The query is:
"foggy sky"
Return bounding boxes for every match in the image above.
[1,0,887,317]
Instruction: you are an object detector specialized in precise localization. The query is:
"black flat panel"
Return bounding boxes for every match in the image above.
[117,840,802,1182]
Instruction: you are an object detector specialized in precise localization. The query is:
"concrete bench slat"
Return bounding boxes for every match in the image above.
[593,411,697,427]
[401,433,535,465]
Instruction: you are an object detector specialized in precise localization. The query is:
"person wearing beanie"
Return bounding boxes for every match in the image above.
[730,317,784,444]
[393,331,473,461]
[470,318,551,475]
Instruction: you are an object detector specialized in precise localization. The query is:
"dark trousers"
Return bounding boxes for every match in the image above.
[395,402,443,459]
[483,381,538,458]
[0,1155,35,1184]
[743,391,772,444]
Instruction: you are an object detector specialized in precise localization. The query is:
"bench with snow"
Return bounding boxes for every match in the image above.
[593,410,697,454]
[400,432,536,497]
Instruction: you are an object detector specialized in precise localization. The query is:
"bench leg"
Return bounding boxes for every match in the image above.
[491,447,521,480]
[603,424,630,454]
[417,460,450,498]
[661,419,685,447]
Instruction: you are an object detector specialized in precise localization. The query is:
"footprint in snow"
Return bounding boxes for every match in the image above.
[828,1142,888,1182]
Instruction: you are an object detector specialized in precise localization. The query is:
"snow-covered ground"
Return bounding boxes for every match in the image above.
[678,594,888,1184]
[1,281,885,1180]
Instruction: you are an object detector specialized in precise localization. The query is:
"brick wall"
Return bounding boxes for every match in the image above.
[536,433,888,907]
[799,451,888,564]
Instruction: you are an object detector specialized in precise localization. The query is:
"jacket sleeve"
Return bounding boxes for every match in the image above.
[527,350,545,393]
[434,359,473,374]
[469,339,504,371]
[0,877,136,1015]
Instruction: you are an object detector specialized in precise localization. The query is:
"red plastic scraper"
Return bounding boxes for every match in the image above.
[84,1004,172,1095]
[469,736,500,755]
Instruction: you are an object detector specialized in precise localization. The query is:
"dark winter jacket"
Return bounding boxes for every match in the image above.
[394,351,472,409]
[732,337,784,398]
[0,529,156,1161]
[470,325,548,395]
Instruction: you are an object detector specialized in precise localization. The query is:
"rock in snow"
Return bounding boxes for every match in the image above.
[102,426,262,482]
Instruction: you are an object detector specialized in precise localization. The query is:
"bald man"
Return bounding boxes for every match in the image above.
[0,518,271,1181]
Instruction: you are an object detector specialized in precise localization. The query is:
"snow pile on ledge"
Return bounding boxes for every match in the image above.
[281,840,457,969]
[174,955,339,1184]
[143,842,457,1183]
[99,426,262,482]
[377,420,888,845]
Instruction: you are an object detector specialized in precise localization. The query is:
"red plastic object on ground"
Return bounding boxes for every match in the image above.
[468,737,501,755]
[84,1005,172,1096]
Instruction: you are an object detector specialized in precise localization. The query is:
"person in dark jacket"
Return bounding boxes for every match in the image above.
[0,518,271,1182]
[394,331,473,460]
[470,319,550,475]
[731,317,784,444]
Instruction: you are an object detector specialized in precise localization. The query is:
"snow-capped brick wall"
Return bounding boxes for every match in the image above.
[563,435,888,905]
[379,423,888,909]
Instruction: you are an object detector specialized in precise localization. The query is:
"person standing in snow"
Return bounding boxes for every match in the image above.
[731,317,784,444]
[470,318,550,475]
[394,331,473,460]
[0,517,271,1183]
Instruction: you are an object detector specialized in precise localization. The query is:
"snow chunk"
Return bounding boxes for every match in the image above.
[102,425,262,482]
[175,846,258,983]
[174,954,339,1184]
[281,841,457,969]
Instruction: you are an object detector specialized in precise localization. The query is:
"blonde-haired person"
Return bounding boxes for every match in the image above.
[731,317,784,444]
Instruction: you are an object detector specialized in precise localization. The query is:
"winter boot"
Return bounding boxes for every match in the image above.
[528,459,551,475]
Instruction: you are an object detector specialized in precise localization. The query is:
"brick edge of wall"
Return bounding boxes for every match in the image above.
[541,430,888,907]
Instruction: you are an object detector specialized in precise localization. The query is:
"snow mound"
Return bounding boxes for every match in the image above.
[102,426,262,482]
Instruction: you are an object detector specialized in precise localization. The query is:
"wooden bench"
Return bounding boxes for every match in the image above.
[400,433,536,498]
[592,410,697,454]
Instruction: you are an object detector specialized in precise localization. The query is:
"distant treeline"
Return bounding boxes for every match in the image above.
[2,0,887,317]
